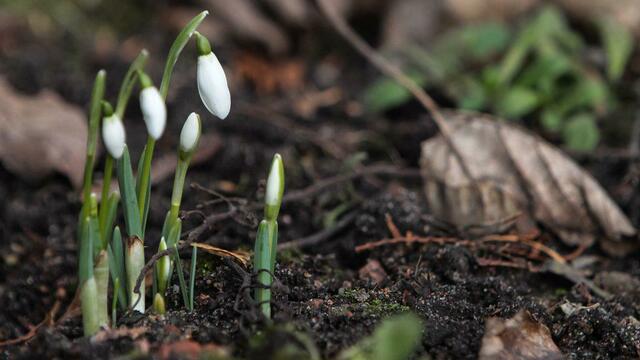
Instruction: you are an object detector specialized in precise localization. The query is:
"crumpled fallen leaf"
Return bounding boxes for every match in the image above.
[190,242,250,267]
[479,310,562,360]
[0,78,87,187]
[420,111,636,255]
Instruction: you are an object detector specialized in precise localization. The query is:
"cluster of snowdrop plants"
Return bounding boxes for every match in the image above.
[253,154,285,319]
[77,11,231,336]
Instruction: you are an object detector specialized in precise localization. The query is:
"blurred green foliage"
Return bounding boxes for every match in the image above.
[338,313,424,360]
[365,6,634,152]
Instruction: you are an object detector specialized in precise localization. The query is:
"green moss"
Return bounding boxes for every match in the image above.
[337,288,410,317]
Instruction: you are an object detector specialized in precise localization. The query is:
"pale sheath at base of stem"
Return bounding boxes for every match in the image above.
[94,250,110,328]
[126,237,145,313]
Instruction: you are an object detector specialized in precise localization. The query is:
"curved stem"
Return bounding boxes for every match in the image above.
[115,50,149,119]
[159,11,209,99]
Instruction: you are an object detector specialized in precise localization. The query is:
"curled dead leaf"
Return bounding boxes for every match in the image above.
[0,78,88,188]
[420,111,637,255]
[479,310,562,360]
[190,242,250,267]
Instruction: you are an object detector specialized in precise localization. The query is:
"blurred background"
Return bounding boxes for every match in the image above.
[1,0,640,354]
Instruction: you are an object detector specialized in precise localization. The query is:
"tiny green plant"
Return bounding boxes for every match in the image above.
[77,10,231,336]
[253,154,285,318]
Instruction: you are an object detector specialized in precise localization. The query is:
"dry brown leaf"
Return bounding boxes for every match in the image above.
[0,78,88,187]
[190,242,250,267]
[479,310,562,360]
[420,111,637,255]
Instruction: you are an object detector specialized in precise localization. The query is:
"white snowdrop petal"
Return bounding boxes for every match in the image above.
[139,87,166,140]
[265,156,282,206]
[197,53,231,119]
[102,115,125,159]
[180,112,201,152]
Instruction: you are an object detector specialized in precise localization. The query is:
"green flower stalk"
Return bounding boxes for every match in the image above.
[254,154,285,318]
[155,113,202,311]
[81,70,106,204]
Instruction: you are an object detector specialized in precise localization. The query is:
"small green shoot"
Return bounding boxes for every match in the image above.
[253,154,285,318]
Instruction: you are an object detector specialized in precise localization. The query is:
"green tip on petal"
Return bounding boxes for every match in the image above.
[194,31,212,56]
[137,70,153,89]
[101,101,114,117]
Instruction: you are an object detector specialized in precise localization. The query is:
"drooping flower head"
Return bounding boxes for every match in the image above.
[180,112,201,154]
[101,102,125,159]
[138,71,166,140]
[195,32,230,119]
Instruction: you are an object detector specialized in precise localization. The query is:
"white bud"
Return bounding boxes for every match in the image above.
[102,115,125,159]
[265,154,284,206]
[197,53,231,119]
[139,86,166,140]
[180,112,201,153]
[156,237,170,290]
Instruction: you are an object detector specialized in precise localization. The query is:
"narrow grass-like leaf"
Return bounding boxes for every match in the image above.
[115,50,149,118]
[100,192,119,250]
[108,227,127,309]
[167,219,189,308]
[189,246,197,311]
[173,244,190,309]
[159,11,209,99]
[111,277,120,325]
[135,145,152,234]
[82,70,106,202]
[117,147,142,238]
[79,216,93,284]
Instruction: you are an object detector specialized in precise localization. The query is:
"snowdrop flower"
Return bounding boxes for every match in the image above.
[264,153,284,221]
[195,32,230,119]
[180,112,201,153]
[138,71,166,140]
[101,103,125,159]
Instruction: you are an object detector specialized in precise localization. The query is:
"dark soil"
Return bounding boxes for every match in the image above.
[1,5,640,360]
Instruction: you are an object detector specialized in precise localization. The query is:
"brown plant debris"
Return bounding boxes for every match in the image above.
[479,310,562,360]
[0,78,88,187]
[420,111,637,255]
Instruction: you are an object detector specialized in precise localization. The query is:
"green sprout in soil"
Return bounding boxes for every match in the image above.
[77,10,231,336]
[253,154,285,319]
